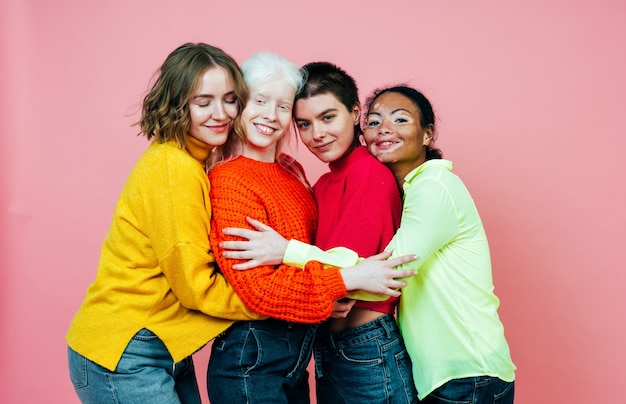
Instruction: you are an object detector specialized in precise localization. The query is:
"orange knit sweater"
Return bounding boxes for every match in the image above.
[209,155,348,323]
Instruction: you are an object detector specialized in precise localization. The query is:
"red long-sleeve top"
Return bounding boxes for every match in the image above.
[313,146,402,314]
[209,155,348,324]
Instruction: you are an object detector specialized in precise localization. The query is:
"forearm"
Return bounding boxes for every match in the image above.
[160,244,265,321]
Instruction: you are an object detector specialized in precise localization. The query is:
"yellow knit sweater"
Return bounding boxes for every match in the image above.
[66,137,263,371]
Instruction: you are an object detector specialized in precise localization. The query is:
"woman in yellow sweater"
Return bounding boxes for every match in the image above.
[65,43,266,404]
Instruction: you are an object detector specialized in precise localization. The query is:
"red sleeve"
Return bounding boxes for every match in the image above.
[209,163,347,324]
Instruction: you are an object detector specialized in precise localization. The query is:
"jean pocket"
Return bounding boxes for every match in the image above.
[67,347,88,389]
[493,379,514,403]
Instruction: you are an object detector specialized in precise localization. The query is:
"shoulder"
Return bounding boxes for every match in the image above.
[208,157,248,179]
[277,153,308,179]
[348,151,396,186]
[134,141,204,182]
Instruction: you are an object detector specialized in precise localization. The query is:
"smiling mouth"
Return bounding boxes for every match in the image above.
[376,140,397,149]
[254,123,276,135]
[315,142,334,151]
[207,123,231,132]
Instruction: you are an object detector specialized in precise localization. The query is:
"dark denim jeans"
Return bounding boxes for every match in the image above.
[207,319,318,404]
[421,376,514,404]
[315,314,418,403]
[68,328,201,404]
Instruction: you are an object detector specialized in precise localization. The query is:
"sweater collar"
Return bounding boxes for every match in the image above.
[328,146,368,174]
[184,135,213,166]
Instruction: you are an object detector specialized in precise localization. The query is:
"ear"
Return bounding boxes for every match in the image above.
[358,134,366,146]
[352,104,361,126]
[423,125,434,146]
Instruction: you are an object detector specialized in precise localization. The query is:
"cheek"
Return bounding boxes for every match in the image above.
[225,103,239,119]
[362,131,375,146]
[188,107,201,126]
[298,129,311,143]
[241,107,255,123]
[278,112,292,130]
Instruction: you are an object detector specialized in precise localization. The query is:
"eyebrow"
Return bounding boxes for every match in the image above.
[367,108,411,116]
[295,107,338,122]
[192,90,236,100]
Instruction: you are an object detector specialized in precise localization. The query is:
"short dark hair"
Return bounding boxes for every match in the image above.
[297,62,362,144]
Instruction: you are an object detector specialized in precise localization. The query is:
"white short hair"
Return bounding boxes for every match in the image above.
[240,52,306,94]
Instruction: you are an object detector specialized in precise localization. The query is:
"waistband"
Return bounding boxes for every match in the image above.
[318,313,399,347]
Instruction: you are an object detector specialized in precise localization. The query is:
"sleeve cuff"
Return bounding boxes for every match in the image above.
[284,239,360,269]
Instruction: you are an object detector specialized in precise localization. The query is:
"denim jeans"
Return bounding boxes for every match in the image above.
[68,328,201,404]
[421,376,514,404]
[207,319,318,404]
[314,314,418,404]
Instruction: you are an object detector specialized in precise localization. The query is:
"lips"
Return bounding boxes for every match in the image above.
[207,123,231,133]
[314,141,334,152]
[254,123,276,135]
[376,139,398,150]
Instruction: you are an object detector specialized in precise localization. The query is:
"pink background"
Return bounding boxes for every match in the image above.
[2,1,625,403]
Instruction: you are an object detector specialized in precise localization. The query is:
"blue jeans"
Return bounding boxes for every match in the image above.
[421,376,514,404]
[207,319,317,404]
[315,314,418,403]
[68,328,201,404]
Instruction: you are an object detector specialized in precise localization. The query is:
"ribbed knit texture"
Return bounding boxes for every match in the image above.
[209,155,347,323]
[314,146,402,313]
[66,137,264,371]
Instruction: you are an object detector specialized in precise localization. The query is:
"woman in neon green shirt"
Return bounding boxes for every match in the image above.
[222,85,516,403]
[360,85,516,403]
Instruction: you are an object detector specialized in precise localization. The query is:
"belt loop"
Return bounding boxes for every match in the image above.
[380,314,393,338]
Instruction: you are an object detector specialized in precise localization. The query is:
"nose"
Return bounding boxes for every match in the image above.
[378,119,392,135]
[263,104,277,121]
[211,101,226,119]
[312,122,326,140]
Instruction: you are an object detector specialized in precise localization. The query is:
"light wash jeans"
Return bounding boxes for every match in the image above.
[421,376,514,404]
[314,313,418,403]
[68,328,201,404]
[207,319,318,404]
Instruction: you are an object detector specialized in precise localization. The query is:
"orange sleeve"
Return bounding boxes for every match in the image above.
[209,162,347,324]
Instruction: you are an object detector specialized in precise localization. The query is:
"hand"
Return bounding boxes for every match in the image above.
[329,298,356,319]
[220,217,288,270]
[340,251,417,297]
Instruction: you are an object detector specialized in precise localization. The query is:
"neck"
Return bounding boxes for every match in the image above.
[389,157,427,187]
[242,143,277,162]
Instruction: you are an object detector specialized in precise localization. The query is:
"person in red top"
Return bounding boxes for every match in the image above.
[206,53,416,404]
[293,62,418,403]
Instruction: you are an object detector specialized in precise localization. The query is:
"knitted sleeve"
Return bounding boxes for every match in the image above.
[209,160,347,324]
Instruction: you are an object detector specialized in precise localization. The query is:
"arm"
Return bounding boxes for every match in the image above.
[208,165,347,324]
[146,148,264,321]
[222,220,414,302]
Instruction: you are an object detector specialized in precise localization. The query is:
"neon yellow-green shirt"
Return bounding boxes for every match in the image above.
[66,137,263,371]
[285,159,515,399]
